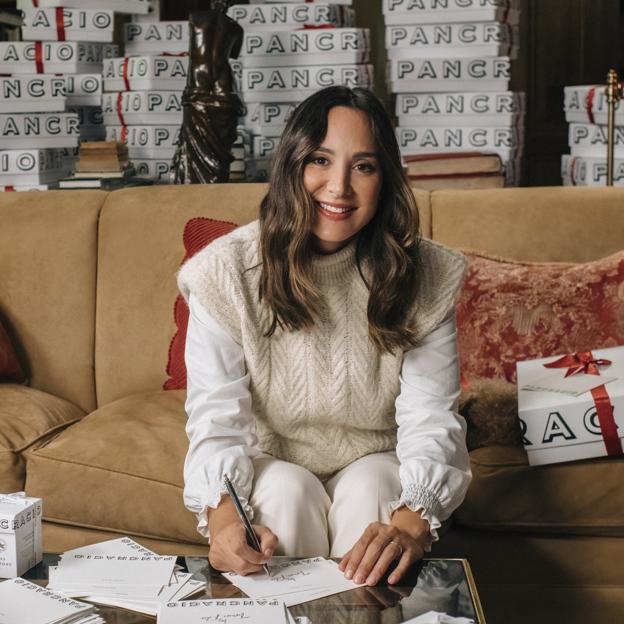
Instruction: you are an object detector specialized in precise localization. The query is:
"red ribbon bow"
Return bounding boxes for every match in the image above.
[544,351,612,377]
[543,351,622,457]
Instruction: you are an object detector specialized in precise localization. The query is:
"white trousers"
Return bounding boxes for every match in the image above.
[249,451,402,558]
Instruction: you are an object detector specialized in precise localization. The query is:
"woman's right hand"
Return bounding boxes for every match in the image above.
[209,521,278,575]
[207,497,278,575]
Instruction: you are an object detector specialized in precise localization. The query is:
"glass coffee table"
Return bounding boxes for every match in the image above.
[24,554,486,623]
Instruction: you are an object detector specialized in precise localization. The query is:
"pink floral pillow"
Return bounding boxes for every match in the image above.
[456,250,624,383]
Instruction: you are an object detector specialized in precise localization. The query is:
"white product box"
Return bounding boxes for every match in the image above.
[386,22,516,60]
[250,0,352,3]
[398,112,523,128]
[103,55,188,92]
[132,158,174,180]
[0,75,66,113]
[102,90,182,125]
[243,102,295,135]
[65,73,103,106]
[396,125,522,162]
[134,0,163,22]
[253,135,279,159]
[124,20,189,55]
[395,91,524,127]
[229,3,354,31]
[67,105,105,139]
[21,8,115,43]
[517,346,624,466]
[561,154,624,187]
[17,0,149,14]
[0,493,42,578]
[387,56,510,93]
[382,0,519,25]
[241,64,373,103]
[0,42,118,74]
[106,124,180,159]
[241,28,369,68]
[0,149,70,185]
[564,85,624,126]
[1,113,80,149]
[1,185,52,191]
[568,123,624,158]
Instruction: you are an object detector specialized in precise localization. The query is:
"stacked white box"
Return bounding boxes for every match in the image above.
[561,84,624,186]
[1,9,122,191]
[230,1,370,179]
[384,0,525,185]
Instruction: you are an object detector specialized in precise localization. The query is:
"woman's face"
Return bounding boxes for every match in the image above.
[303,106,382,254]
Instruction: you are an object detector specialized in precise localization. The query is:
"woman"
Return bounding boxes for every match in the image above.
[178,86,471,587]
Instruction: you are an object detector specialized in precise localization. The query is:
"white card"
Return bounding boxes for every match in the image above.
[0,578,94,624]
[521,370,616,397]
[223,557,364,606]
[158,599,289,624]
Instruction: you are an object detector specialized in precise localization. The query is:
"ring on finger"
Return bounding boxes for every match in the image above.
[388,539,403,558]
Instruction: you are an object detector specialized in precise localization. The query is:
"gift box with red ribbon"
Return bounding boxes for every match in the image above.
[517,346,624,466]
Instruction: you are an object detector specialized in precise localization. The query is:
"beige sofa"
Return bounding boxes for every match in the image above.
[1,185,623,623]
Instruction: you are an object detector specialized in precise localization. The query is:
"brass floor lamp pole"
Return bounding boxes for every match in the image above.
[605,69,623,186]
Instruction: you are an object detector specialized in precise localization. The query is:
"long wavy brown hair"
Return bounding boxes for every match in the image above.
[258,86,422,353]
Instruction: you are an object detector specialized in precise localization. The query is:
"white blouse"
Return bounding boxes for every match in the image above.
[183,294,471,544]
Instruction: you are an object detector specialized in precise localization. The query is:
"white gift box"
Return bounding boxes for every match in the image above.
[561,154,624,187]
[386,23,516,60]
[243,102,295,136]
[21,8,115,43]
[382,0,519,24]
[132,158,174,180]
[0,149,70,185]
[0,42,118,74]
[517,347,624,466]
[17,0,149,14]
[396,91,524,117]
[564,85,624,126]
[67,105,105,139]
[240,28,369,68]
[253,135,279,159]
[387,57,510,93]
[1,185,52,191]
[124,21,189,55]
[102,90,182,125]
[241,64,373,103]
[0,75,66,113]
[396,125,523,162]
[103,55,188,92]
[0,493,42,578]
[1,113,80,149]
[65,74,103,106]
[229,4,354,31]
[398,112,523,128]
[106,124,179,159]
[568,123,624,158]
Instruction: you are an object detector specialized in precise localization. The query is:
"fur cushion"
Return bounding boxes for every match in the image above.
[458,378,523,451]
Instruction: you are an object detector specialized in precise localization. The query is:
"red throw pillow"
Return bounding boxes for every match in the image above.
[0,319,26,383]
[456,250,624,383]
[164,218,238,390]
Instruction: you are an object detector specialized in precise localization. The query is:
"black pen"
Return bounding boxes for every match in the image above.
[223,475,271,577]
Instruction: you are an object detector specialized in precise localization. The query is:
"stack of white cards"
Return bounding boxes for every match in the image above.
[46,537,207,616]
[229,1,370,180]
[384,0,525,186]
[561,84,624,187]
[0,578,104,624]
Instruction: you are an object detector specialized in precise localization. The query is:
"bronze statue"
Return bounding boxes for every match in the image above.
[172,2,244,184]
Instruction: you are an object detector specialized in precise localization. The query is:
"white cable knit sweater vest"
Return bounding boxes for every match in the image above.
[178,221,467,480]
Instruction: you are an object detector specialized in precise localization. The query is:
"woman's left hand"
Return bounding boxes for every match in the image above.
[338,509,431,586]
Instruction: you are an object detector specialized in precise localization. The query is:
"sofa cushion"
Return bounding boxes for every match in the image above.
[0,385,84,492]
[164,217,238,391]
[455,445,624,535]
[0,320,25,383]
[25,389,203,545]
[456,249,624,383]
[0,190,103,413]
